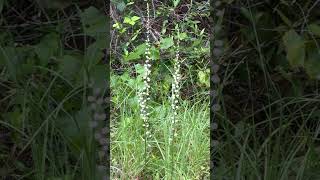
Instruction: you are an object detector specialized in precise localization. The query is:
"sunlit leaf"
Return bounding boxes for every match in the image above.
[160,37,174,49]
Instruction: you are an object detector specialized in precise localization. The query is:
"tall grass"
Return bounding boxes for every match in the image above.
[110,72,210,179]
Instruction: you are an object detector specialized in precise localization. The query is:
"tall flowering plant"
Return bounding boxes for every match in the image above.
[169,28,182,177]
[170,28,182,142]
[137,1,152,161]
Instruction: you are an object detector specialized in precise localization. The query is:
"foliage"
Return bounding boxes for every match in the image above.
[110,0,210,178]
[0,0,107,179]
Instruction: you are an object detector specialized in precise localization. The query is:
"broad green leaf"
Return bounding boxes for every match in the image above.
[135,64,145,76]
[124,16,140,26]
[308,24,320,37]
[124,52,140,61]
[150,46,160,60]
[133,64,145,89]
[178,32,188,40]
[282,30,305,67]
[35,33,59,66]
[124,43,159,61]
[112,22,121,29]
[124,43,146,61]
[160,37,174,49]
[123,17,132,25]
[80,7,108,38]
[198,69,210,87]
[131,16,140,22]
[84,39,105,69]
[173,0,180,7]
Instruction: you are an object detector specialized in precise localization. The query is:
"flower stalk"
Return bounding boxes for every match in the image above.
[169,28,182,178]
[138,1,152,163]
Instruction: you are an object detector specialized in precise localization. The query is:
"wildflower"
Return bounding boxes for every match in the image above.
[211,75,220,83]
[138,1,152,152]
[87,96,95,102]
[101,127,108,134]
[212,64,220,73]
[212,104,221,112]
[87,83,109,173]
[96,97,104,105]
[211,90,218,98]
[170,30,182,143]
[211,4,224,165]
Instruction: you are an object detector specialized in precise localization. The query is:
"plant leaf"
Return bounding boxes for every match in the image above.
[282,30,305,67]
[131,16,140,22]
[178,32,188,40]
[84,39,105,69]
[34,33,59,66]
[125,43,145,61]
[80,7,108,39]
[198,69,210,87]
[173,0,180,7]
[160,37,174,49]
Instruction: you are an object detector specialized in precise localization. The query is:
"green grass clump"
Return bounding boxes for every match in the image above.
[111,94,210,179]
